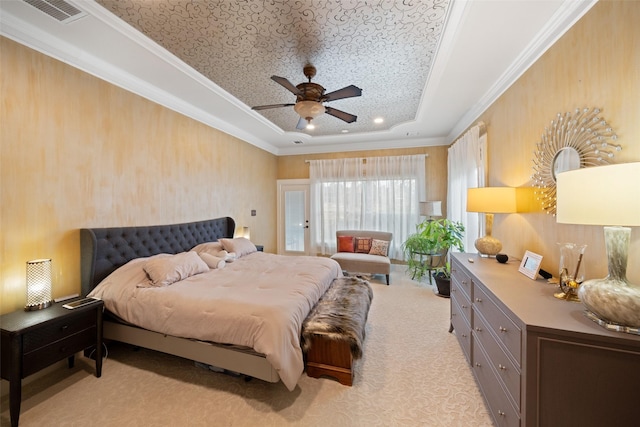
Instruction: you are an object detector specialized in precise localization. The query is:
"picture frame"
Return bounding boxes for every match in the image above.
[519,250,543,280]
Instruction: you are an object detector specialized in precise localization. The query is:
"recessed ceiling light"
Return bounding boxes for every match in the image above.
[341,129,349,133]
[374,117,384,124]
[306,123,315,130]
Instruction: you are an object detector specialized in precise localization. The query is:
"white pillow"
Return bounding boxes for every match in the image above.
[219,237,257,258]
[198,252,226,269]
[143,251,209,287]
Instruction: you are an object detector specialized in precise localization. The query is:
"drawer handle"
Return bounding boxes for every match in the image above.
[475,298,482,302]
[498,364,507,371]
[61,325,69,331]
[461,334,467,338]
[499,326,508,333]
[475,362,481,367]
[461,305,468,309]
[452,313,456,317]
[498,410,506,416]
[475,327,482,332]
[451,289,457,292]
[461,280,467,285]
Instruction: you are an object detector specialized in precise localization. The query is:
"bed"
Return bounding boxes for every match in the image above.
[80,217,341,390]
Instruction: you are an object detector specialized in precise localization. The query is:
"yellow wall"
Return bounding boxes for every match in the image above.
[0,37,278,313]
[478,0,639,281]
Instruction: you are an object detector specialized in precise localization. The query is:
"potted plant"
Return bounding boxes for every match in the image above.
[402,218,465,296]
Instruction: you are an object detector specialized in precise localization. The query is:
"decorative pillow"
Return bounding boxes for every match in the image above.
[191,241,224,255]
[354,237,373,253]
[198,252,226,269]
[143,251,209,287]
[219,237,257,258]
[369,239,389,256]
[337,235,355,252]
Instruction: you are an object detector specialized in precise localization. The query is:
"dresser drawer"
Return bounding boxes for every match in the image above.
[474,310,521,407]
[22,310,96,353]
[451,298,471,363]
[451,260,472,301]
[451,278,472,324]
[473,284,521,362]
[473,337,520,427]
[23,327,96,376]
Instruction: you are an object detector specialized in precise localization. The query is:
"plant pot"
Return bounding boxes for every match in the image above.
[433,272,451,298]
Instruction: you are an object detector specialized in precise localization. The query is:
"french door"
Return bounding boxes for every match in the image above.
[277,179,311,255]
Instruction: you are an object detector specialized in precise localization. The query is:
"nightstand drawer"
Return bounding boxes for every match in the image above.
[23,310,96,353]
[23,327,96,376]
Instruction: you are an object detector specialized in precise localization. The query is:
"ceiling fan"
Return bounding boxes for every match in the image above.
[252,64,362,130]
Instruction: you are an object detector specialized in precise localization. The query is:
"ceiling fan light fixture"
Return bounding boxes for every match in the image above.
[294,100,325,121]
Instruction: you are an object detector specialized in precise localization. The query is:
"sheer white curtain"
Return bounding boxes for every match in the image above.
[309,155,426,260]
[447,124,487,253]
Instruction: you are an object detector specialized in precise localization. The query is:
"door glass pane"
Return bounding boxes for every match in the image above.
[285,190,305,252]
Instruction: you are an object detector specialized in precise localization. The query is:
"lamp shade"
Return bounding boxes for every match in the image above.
[556,162,640,226]
[466,187,518,213]
[419,201,442,217]
[294,101,325,120]
[235,226,250,239]
[25,259,53,311]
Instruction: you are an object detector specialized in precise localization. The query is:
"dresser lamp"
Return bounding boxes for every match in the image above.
[25,259,53,311]
[556,162,640,333]
[466,187,518,257]
[419,201,442,220]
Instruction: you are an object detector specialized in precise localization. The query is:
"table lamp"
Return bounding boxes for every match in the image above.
[556,162,640,333]
[25,259,53,311]
[466,187,518,257]
[419,201,442,220]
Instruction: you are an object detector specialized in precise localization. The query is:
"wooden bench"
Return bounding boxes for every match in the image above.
[301,276,373,386]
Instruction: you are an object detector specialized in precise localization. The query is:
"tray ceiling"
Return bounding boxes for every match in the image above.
[1,0,596,155]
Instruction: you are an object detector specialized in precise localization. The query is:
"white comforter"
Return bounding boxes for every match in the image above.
[88,251,341,390]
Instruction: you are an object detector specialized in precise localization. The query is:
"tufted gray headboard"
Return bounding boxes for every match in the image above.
[80,217,235,296]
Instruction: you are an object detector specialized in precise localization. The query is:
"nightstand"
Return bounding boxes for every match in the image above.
[256,245,264,252]
[1,299,103,427]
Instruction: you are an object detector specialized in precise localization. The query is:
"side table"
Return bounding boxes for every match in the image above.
[1,299,103,427]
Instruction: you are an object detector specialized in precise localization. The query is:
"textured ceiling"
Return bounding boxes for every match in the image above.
[1,0,595,154]
[95,0,450,136]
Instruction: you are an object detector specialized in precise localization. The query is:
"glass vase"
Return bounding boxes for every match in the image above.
[555,243,587,302]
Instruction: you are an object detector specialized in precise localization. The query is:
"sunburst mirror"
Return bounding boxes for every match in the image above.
[532,107,622,215]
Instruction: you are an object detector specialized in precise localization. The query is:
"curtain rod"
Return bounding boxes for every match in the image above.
[304,154,429,163]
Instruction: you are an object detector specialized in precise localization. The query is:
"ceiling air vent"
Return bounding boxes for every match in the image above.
[293,140,304,145]
[22,0,87,24]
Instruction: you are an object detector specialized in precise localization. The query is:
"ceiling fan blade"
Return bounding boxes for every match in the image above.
[271,76,302,96]
[296,116,307,130]
[251,103,295,111]
[323,85,362,102]
[325,106,357,123]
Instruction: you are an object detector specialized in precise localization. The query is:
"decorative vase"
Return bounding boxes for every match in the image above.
[554,243,587,302]
[433,272,450,298]
[578,227,640,330]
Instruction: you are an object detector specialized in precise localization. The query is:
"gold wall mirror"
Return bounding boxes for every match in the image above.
[532,107,621,215]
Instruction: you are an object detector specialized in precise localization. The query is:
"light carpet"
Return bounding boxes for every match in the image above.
[1,265,492,426]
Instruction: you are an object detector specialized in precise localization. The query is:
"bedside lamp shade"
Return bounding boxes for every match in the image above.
[25,259,53,311]
[419,201,442,218]
[557,162,640,331]
[235,226,250,240]
[466,187,518,257]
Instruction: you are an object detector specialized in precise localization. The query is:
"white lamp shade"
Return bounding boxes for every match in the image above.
[556,162,640,226]
[467,187,518,213]
[419,201,442,217]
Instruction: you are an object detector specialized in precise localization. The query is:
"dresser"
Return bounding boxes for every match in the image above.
[450,253,640,427]
[1,300,103,427]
